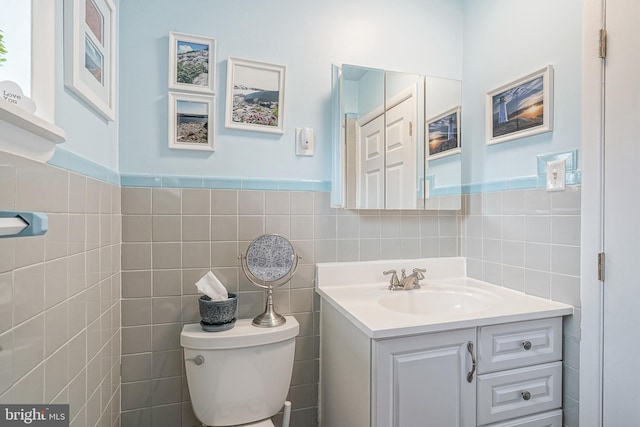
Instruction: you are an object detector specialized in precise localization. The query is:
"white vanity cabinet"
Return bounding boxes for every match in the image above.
[319,303,565,427]
[375,328,477,426]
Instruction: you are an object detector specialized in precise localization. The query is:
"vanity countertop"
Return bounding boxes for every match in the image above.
[315,257,573,339]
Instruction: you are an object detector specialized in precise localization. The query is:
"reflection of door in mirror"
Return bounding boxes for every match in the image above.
[358,115,384,209]
[341,65,385,209]
[385,89,417,209]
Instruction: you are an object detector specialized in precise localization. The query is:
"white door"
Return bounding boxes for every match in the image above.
[385,96,417,209]
[602,0,640,423]
[358,114,385,209]
[374,329,476,427]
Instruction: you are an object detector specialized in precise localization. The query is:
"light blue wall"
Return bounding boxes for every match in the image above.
[461,0,582,185]
[53,0,120,171]
[118,0,463,180]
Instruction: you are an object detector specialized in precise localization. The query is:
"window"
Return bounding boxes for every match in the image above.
[0,0,55,122]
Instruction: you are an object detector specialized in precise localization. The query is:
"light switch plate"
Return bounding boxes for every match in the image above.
[546,159,566,191]
[296,127,314,156]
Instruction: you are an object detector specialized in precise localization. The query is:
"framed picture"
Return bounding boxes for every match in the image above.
[168,92,214,151]
[168,32,216,94]
[225,57,285,134]
[64,0,116,121]
[427,106,461,160]
[486,65,554,145]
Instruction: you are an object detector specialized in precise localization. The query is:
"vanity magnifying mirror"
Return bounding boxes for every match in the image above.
[332,64,462,210]
[239,234,301,327]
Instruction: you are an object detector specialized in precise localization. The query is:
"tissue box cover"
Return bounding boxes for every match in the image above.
[198,293,237,332]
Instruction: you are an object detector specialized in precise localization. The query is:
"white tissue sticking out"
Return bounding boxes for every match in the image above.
[195,271,228,301]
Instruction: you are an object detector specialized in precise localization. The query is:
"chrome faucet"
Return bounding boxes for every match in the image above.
[383,269,401,290]
[384,268,426,290]
[399,268,426,290]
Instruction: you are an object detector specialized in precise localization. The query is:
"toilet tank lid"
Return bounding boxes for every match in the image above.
[181,317,299,350]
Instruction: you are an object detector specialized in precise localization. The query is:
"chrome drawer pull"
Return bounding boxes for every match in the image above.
[522,340,532,350]
[466,341,476,383]
[186,355,205,365]
[522,391,531,401]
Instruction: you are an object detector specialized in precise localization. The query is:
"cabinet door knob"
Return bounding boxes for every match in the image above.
[522,391,531,401]
[522,340,532,350]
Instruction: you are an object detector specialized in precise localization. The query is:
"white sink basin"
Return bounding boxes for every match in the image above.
[379,287,502,316]
[315,257,574,338]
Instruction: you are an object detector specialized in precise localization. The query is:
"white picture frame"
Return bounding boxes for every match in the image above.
[168,31,216,94]
[427,105,461,160]
[486,65,554,145]
[225,57,285,134]
[168,92,215,151]
[64,0,116,121]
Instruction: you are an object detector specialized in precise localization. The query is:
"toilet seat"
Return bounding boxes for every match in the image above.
[231,418,275,427]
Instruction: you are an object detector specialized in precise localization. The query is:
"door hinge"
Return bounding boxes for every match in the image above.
[599,29,607,59]
[409,121,413,137]
[598,252,605,281]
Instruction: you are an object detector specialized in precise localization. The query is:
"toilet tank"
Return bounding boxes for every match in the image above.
[181,317,299,426]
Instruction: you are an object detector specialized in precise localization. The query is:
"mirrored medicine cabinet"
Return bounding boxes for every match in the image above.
[331,64,462,210]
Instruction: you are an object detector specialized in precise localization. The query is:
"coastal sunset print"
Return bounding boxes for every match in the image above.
[491,75,544,138]
[428,106,461,159]
[486,66,553,145]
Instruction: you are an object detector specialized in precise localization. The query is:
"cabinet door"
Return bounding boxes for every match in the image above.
[374,328,476,427]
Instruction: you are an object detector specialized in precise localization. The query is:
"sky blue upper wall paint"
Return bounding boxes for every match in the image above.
[461,0,582,185]
[118,0,463,180]
[53,0,120,171]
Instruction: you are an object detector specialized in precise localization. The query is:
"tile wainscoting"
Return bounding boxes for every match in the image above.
[461,186,582,427]
[0,152,122,427]
[0,147,581,427]
[119,187,462,427]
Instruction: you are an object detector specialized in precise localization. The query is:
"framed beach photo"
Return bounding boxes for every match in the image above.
[225,57,286,134]
[486,65,554,145]
[168,92,215,151]
[64,0,117,121]
[168,32,216,94]
[427,106,461,160]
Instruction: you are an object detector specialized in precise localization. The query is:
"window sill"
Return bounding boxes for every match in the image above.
[0,101,66,163]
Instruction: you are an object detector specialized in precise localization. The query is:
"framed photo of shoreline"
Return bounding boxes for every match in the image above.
[168,92,215,151]
[169,32,216,94]
[225,57,286,134]
[64,0,116,121]
[427,105,461,160]
[486,65,554,145]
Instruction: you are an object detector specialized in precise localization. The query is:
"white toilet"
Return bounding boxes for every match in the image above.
[181,317,299,427]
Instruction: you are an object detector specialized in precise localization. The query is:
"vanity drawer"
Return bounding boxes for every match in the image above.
[478,317,562,373]
[477,362,562,426]
[483,409,563,427]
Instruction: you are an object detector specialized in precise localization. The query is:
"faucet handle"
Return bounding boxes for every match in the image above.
[412,268,427,280]
[400,268,407,280]
[383,269,400,289]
